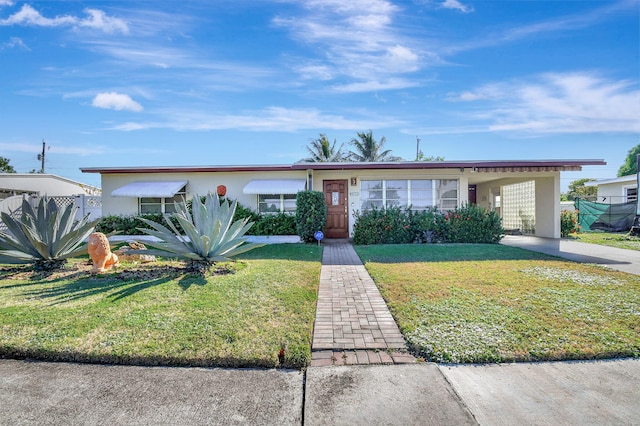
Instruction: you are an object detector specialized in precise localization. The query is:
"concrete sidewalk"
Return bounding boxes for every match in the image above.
[501,235,640,275]
[2,358,639,425]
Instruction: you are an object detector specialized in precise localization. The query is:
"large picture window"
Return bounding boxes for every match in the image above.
[139,185,186,214]
[258,194,297,214]
[360,179,458,211]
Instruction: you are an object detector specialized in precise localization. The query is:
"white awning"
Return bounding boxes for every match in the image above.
[243,179,306,195]
[111,181,188,198]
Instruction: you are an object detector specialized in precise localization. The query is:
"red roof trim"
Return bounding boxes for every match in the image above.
[81,159,606,174]
[80,165,293,174]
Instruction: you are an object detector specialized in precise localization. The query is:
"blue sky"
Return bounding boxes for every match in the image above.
[1,0,638,191]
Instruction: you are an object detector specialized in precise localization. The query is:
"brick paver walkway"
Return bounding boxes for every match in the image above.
[311,240,415,366]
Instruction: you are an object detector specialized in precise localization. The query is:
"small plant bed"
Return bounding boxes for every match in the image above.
[569,231,640,251]
[0,244,322,369]
[355,244,640,363]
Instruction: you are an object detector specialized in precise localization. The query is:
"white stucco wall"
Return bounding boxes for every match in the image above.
[592,178,638,203]
[100,170,308,216]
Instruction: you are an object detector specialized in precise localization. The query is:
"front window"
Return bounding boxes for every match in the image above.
[258,194,297,214]
[360,179,459,211]
[139,186,186,214]
[625,187,638,203]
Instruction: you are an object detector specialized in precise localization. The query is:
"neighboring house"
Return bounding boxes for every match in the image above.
[585,175,638,204]
[0,174,102,222]
[0,173,101,199]
[81,159,605,239]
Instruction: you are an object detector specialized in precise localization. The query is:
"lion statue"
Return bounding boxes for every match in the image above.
[88,232,119,273]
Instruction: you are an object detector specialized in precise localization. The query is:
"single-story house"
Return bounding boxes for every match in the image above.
[584,175,638,204]
[81,159,605,239]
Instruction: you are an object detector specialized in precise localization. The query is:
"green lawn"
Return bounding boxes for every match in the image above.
[355,244,640,363]
[0,244,322,369]
[570,231,640,251]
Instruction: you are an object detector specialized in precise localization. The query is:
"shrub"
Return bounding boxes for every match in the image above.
[136,192,263,273]
[560,209,580,237]
[97,208,296,236]
[295,191,327,243]
[434,204,503,243]
[352,206,412,245]
[0,196,99,270]
[96,213,176,235]
[352,204,503,245]
[250,213,297,236]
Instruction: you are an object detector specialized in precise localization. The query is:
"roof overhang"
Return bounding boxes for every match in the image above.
[111,181,188,198]
[82,159,607,174]
[585,175,637,187]
[243,179,306,195]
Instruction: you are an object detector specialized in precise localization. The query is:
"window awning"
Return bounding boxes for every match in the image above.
[111,181,188,198]
[243,179,306,195]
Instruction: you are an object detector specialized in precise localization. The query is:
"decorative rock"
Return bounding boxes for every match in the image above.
[114,241,157,263]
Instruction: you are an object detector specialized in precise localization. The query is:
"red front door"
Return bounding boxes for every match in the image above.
[323,180,349,238]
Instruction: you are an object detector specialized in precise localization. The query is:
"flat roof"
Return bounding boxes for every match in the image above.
[81,159,606,174]
[585,175,637,186]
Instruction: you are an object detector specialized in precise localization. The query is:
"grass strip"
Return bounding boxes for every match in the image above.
[570,231,640,251]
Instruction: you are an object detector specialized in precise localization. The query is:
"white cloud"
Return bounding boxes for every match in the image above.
[449,72,640,134]
[273,0,425,91]
[109,106,405,132]
[332,78,419,93]
[442,1,634,55]
[77,9,129,34]
[0,0,14,7]
[0,4,128,34]
[92,92,143,112]
[441,0,473,13]
[1,36,29,50]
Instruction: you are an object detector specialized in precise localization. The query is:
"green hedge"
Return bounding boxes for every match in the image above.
[96,200,297,236]
[295,191,327,243]
[352,204,503,245]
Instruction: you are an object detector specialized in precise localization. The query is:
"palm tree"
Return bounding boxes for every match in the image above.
[348,130,402,162]
[301,134,346,162]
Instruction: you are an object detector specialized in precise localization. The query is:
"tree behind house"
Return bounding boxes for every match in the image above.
[301,134,346,162]
[348,130,402,162]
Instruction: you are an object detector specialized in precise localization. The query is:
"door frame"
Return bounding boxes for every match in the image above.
[323,179,349,238]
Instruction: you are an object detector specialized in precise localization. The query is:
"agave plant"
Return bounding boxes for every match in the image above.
[0,196,99,271]
[136,192,263,273]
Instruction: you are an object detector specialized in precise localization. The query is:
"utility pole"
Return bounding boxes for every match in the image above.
[37,139,46,173]
[416,136,421,160]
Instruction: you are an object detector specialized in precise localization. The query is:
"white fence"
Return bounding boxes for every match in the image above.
[0,194,102,232]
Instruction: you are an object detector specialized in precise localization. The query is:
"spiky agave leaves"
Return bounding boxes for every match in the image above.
[136,192,263,273]
[0,196,99,270]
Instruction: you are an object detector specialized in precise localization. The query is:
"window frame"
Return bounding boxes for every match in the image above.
[624,186,638,203]
[138,185,187,214]
[257,193,297,214]
[360,179,459,211]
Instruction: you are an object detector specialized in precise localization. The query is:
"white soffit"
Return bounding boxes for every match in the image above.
[243,179,306,195]
[111,181,188,198]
